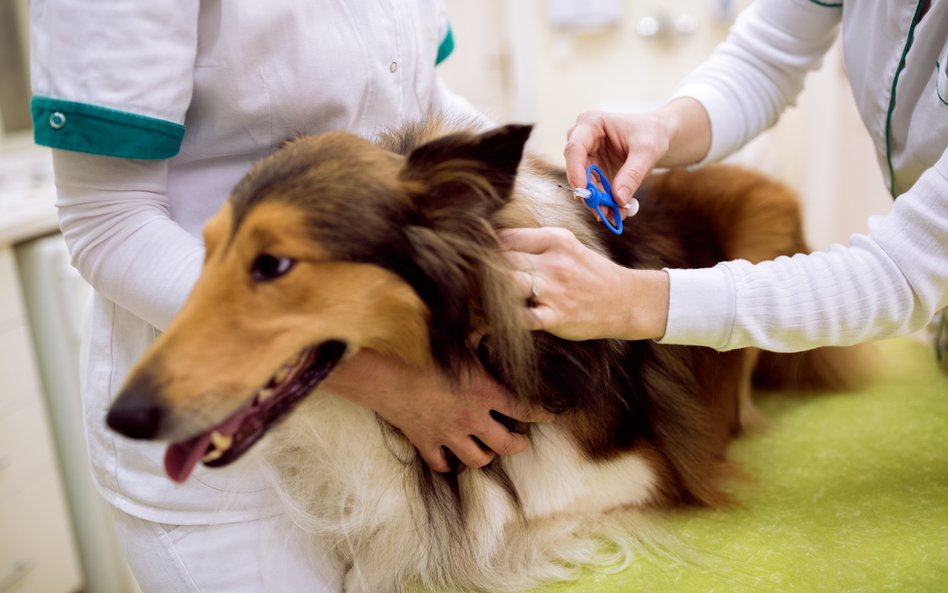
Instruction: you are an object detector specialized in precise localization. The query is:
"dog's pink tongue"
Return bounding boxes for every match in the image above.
[164,432,213,483]
[163,410,250,482]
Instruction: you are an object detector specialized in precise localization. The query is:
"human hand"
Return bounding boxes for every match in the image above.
[324,349,554,472]
[500,227,669,342]
[564,111,670,220]
[563,98,711,220]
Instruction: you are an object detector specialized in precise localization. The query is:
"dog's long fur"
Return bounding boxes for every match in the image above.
[109,117,862,592]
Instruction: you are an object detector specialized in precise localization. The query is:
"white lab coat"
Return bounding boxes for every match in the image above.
[31,0,483,526]
[662,0,948,352]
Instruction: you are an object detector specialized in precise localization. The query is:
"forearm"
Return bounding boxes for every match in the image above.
[661,153,948,352]
[53,150,204,330]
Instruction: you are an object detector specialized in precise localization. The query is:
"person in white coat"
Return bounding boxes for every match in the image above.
[30,2,547,591]
[502,0,948,358]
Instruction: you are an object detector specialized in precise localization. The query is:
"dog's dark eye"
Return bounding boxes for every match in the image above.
[251,254,295,282]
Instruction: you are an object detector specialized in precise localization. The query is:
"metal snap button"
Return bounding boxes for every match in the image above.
[49,112,66,129]
[389,61,398,73]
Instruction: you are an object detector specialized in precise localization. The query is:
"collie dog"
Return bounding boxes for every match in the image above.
[107,118,858,592]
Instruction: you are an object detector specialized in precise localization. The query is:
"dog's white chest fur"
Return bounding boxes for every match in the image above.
[263,392,660,593]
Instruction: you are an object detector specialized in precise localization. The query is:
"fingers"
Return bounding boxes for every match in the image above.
[508,289,551,329]
[499,227,576,255]
[564,111,604,188]
[416,371,556,472]
[564,139,591,189]
[498,397,555,423]
[419,446,451,473]
[613,151,660,207]
[425,437,497,472]
[506,264,553,311]
[468,370,552,422]
[476,426,529,458]
[426,430,522,472]
[498,227,550,255]
[447,373,554,469]
[508,268,537,301]
[523,303,553,331]
[420,441,494,472]
[448,440,496,470]
[436,412,540,472]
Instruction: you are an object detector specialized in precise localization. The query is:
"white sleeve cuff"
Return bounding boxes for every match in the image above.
[657,265,737,349]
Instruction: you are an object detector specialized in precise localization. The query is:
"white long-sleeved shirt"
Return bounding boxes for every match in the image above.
[661,0,948,352]
[32,0,483,524]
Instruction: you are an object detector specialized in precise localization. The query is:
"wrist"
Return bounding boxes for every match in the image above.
[654,97,711,167]
[620,269,670,340]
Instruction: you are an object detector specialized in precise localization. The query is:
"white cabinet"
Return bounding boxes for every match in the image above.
[0,245,82,593]
[16,235,140,593]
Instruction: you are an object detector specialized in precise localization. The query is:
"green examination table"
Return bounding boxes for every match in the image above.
[546,337,948,593]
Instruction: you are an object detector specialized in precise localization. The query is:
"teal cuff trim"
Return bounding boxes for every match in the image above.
[805,0,843,7]
[436,26,455,65]
[936,61,948,106]
[31,96,185,160]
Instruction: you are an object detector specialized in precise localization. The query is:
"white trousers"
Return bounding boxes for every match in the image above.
[110,508,344,593]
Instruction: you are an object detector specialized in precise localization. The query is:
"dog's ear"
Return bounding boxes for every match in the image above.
[399,124,533,221]
[393,124,536,389]
[401,224,536,394]
[402,226,480,380]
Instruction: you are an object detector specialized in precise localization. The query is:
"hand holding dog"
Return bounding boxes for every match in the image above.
[325,349,554,472]
[500,228,670,342]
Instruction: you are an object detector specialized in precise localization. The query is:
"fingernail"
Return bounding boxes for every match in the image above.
[618,186,632,206]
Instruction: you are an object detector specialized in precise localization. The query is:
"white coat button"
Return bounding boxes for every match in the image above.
[389,61,398,73]
[50,112,66,129]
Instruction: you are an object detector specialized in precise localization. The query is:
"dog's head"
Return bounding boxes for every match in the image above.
[106,122,536,482]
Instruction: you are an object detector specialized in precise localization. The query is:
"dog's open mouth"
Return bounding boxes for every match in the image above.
[163,340,347,482]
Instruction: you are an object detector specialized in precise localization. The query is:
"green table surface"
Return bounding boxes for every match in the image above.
[543,337,948,593]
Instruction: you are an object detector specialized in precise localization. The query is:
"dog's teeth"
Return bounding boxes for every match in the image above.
[287,351,304,367]
[202,448,224,462]
[202,431,233,463]
[257,387,274,403]
[273,366,289,384]
[201,449,224,462]
[210,430,233,452]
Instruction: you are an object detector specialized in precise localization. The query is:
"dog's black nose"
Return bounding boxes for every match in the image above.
[107,392,163,440]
